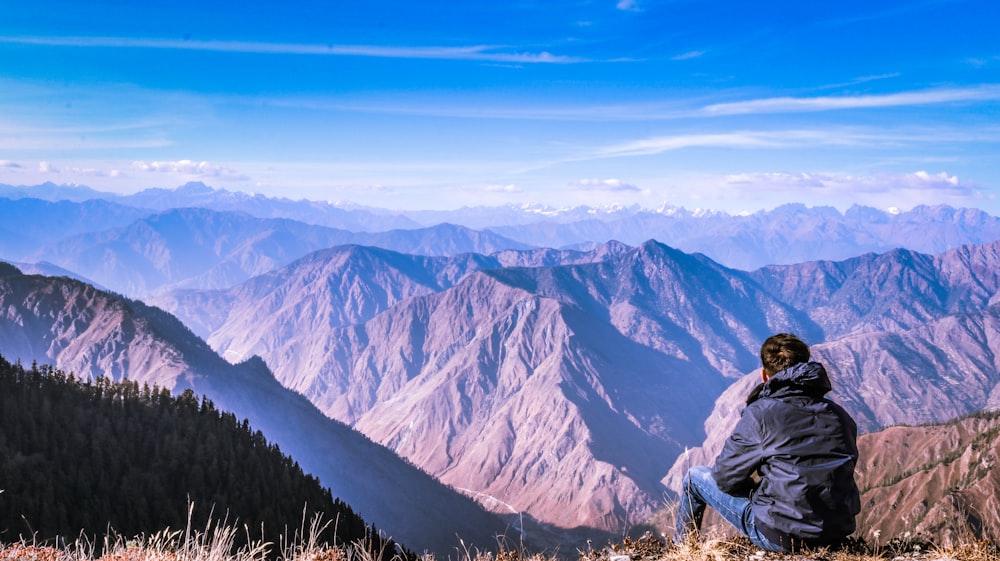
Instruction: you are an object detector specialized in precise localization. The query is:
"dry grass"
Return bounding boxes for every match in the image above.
[0,505,375,561]
[2,528,998,561]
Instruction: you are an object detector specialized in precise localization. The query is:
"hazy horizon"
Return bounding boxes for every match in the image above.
[2,1,999,214]
[8,178,997,217]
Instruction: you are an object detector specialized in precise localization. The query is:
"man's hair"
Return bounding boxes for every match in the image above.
[760,333,811,376]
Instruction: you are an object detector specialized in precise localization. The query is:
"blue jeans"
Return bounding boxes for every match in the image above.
[674,466,784,552]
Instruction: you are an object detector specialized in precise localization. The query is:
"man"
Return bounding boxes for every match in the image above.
[674,333,860,552]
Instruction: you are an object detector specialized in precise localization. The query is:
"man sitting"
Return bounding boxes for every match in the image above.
[674,333,861,551]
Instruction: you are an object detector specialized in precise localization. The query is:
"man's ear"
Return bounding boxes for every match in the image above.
[761,368,769,382]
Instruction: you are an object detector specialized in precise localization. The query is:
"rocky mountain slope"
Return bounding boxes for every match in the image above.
[855,411,1000,547]
[156,237,1000,543]
[0,263,509,556]
[159,241,815,536]
[749,242,1000,338]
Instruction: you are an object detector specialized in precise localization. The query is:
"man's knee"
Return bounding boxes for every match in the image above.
[683,465,712,494]
[687,465,712,485]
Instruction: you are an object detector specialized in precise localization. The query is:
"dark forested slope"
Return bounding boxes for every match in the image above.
[0,355,410,560]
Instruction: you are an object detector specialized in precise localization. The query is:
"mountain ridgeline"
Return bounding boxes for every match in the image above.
[156,238,1000,545]
[0,354,409,560]
[8,184,1000,278]
[3,182,1000,550]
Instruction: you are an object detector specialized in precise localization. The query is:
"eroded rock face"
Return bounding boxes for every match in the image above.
[854,414,1000,546]
[156,237,1000,539]
[161,240,812,533]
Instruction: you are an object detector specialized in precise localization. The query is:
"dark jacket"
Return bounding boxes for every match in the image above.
[712,361,860,547]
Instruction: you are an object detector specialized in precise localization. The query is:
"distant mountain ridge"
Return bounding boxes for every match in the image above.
[26,207,532,297]
[0,197,153,259]
[5,182,1000,271]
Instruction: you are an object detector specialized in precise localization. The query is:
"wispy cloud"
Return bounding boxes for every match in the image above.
[0,36,583,63]
[266,84,1000,123]
[721,170,981,199]
[616,0,640,12]
[595,131,786,158]
[572,125,1000,164]
[32,160,123,178]
[485,184,522,193]
[703,85,1000,115]
[571,178,641,192]
[672,51,705,61]
[816,73,901,90]
[132,160,249,180]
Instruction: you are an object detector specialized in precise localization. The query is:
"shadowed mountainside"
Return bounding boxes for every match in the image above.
[0,263,510,556]
[0,356,410,561]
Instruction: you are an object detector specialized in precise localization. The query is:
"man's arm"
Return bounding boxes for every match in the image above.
[711,407,764,495]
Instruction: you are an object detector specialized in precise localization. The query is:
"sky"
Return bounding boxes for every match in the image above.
[1,0,999,213]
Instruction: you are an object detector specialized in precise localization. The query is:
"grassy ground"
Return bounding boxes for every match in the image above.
[3,529,998,561]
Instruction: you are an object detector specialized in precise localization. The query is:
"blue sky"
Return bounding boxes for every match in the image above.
[1,0,999,213]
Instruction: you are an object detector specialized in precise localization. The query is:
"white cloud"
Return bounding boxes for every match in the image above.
[486,184,522,193]
[572,178,641,192]
[723,170,968,194]
[723,172,828,188]
[132,160,248,180]
[595,131,784,158]
[72,167,120,178]
[816,73,901,90]
[0,36,582,64]
[703,86,1000,116]
[716,170,985,210]
[38,161,59,173]
[0,160,23,168]
[966,55,1000,68]
[616,0,640,11]
[672,51,704,61]
[585,126,991,163]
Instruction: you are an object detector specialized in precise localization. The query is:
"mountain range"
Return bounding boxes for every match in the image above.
[2,181,1000,548]
[152,236,1000,541]
[6,181,1000,272]
[23,207,530,297]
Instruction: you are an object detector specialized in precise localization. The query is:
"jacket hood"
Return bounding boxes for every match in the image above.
[756,361,832,401]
